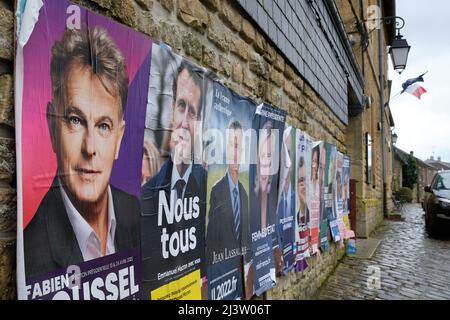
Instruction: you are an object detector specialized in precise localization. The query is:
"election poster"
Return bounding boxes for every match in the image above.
[249,103,286,296]
[335,152,344,219]
[324,143,340,243]
[16,0,150,299]
[294,129,311,272]
[275,125,296,275]
[334,152,346,246]
[203,82,255,300]
[309,141,322,255]
[140,44,212,300]
[343,155,351,216]
[342,155,355,239]
[319,142,333,252]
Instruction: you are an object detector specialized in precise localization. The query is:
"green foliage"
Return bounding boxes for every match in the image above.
[403,154,418,189]
[395,187,413,203]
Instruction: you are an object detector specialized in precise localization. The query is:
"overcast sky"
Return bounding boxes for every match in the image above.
[388,0,450,162]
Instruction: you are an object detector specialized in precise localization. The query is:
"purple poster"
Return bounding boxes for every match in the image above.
[16,0,151,299]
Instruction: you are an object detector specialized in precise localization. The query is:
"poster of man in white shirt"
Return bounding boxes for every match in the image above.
[18,1,150,299]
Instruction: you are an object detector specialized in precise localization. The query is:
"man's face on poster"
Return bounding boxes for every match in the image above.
[259,132,273,193]
[170,68,201,165]
[51,63,125,205]
[298,162,306,207]
[226,128,243,174]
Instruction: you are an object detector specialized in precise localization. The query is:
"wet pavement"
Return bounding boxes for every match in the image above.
[316,204,450,300]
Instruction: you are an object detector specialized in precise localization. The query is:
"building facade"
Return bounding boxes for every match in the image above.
[337,0,396,237]
[0,0,398,299]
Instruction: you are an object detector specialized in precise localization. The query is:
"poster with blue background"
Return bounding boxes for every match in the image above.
[203,82,255,300]
[249,103,286,296]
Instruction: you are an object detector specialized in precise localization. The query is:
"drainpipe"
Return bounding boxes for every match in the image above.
[378,0,388,217]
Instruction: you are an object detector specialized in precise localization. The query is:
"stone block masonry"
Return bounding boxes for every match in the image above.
[0,0,350,299]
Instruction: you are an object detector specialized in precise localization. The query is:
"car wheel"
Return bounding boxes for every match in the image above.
[425,210,439,237]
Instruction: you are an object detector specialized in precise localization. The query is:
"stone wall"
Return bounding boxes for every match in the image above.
[0,0,350,299]
[266,241,345,300]
[392,158,403,192]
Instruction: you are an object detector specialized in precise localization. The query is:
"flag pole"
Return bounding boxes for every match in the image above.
[390,90,403,101]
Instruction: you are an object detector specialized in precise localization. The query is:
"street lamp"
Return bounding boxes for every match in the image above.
[366,15,411,73]
[392,132,398,144]
[389,35,410,74]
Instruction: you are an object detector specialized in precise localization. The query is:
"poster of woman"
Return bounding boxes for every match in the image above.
[309,141,322,255]
[249,103,285,296]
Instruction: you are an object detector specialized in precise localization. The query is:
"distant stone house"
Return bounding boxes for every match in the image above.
[416,157,438,204]
[393,147,406,192]
[393,147,437,203]
[425,156,450,171]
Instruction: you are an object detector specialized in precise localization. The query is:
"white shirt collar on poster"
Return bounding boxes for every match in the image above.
[59,178,117,261]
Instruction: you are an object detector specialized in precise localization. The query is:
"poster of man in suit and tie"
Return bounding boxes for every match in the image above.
[140,44,213,300]
[323,143,340,244]
[309,141,322,255]
[275,126,296,275]
[342,155,353,235]
[203,83,255,300]
[17,0,150,299]
[295,129,312,272]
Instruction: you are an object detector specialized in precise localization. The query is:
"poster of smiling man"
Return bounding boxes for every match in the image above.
[333,151,346,244]
[320,143,337,251]
[295,129,312,271]
[309,141,322,255]
[16,0,151,299]
[203,82,255,300]
[140,44,213,300]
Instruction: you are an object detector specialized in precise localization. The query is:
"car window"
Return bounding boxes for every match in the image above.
[441,173,450,190]
[432,175,441,189]
[433,173,450,190]
[430,175,437,189]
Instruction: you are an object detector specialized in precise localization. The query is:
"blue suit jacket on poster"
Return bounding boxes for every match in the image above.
[140,158,206,298]
[276,188,296,249]
[205,174,252,266]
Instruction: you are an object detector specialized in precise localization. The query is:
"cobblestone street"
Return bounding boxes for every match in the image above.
[316,204,450,300]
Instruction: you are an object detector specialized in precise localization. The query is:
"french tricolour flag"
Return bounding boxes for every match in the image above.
[404,83,427,99]
[400,72,428,99]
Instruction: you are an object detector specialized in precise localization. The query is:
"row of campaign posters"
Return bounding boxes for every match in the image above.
[15,0,354,300]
